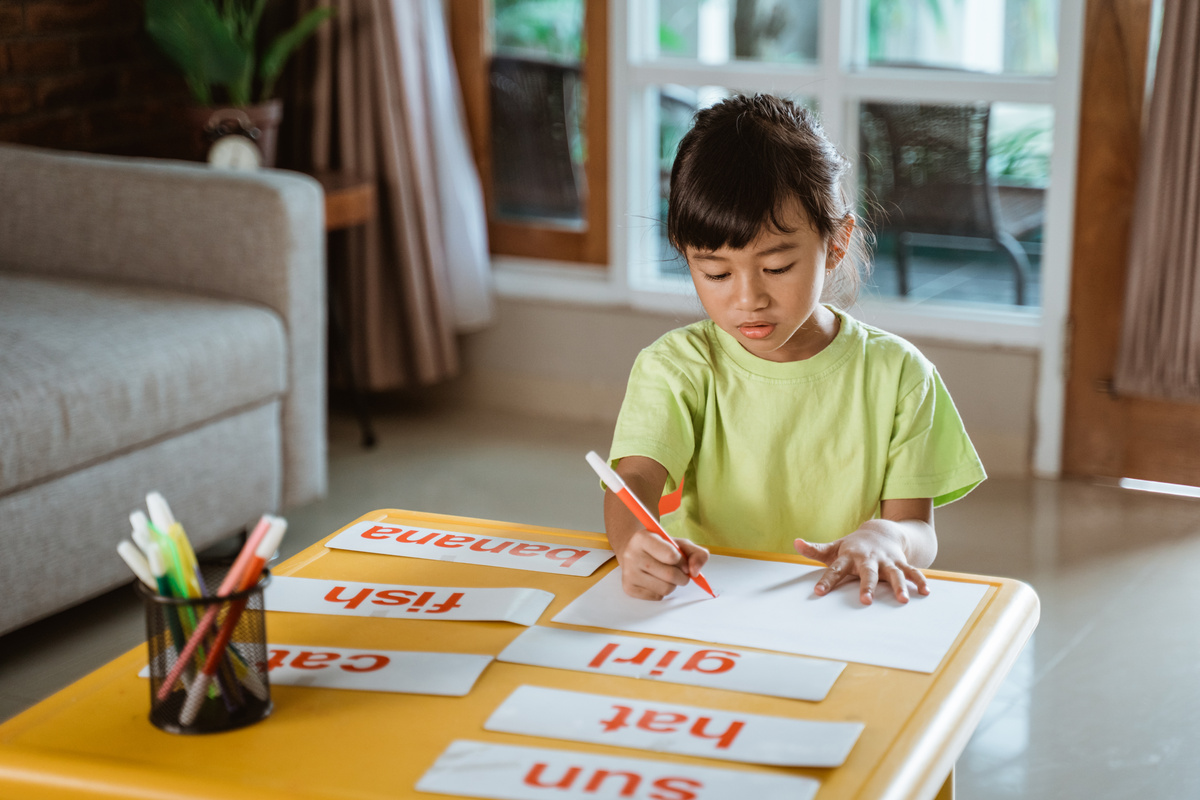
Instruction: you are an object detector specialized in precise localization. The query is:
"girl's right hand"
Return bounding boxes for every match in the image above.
[615,530,709,601]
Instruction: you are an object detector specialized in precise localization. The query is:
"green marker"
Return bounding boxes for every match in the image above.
[145,542,192,692]
[134,510,197,628]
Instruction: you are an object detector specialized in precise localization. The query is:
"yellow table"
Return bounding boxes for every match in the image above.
[0,509,1038,799]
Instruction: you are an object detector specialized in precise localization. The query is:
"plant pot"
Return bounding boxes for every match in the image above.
[182,99,284,168]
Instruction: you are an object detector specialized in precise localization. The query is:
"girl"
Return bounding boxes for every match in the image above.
[604,94,985,606]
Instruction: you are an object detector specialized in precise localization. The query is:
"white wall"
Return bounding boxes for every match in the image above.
[459,296,1037,477]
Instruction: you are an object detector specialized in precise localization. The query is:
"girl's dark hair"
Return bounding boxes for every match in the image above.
[667,93,868,303]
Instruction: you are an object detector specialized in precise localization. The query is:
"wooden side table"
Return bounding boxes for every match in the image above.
[315,170,376,230]
[311,170,378,448]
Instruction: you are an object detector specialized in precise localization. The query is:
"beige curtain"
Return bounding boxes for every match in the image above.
[1114,1,1200,401]
[296,0,492,390]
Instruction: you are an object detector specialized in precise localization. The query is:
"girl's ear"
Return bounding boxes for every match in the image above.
[826,215,856,270]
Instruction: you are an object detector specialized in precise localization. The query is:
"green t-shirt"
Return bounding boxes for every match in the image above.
[609,308,986,553]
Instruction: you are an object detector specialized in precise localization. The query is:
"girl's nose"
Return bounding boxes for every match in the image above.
[734,275,769,311]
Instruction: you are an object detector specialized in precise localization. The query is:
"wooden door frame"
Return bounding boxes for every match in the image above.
[447,0,609,266]
[1061,0,1200,485]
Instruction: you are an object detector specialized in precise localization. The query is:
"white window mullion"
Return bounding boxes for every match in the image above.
[631,66,1055,107]
[814,0,848,145]
[1032,0,1087,477]
[834,1,861,229]
[607,0,633,296]
[629,60,821,89]
[622,1,669,293]
[845,72,1056,105]
[626,0,656,65]
[626,85,661,284]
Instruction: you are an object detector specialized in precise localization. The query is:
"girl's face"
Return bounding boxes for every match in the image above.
[685,202,851,363]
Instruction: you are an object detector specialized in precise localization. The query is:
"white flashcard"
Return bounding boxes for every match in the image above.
[416,740,819,800]
[265,576,554,626]
[553,554,990,673]
[486,686,863,767]
[139,645,492,696]
[498,626,844,701]
[326,521,613,576]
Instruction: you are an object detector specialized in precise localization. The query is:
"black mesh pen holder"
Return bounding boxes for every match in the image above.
[139,563,272,734]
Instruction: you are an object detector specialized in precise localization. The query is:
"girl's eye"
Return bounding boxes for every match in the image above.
[766,264,794,275]
[703,272,730,282]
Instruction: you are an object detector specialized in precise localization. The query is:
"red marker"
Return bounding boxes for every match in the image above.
[179,517,287,725]
[154,514,275,703]
[585,451,717,599]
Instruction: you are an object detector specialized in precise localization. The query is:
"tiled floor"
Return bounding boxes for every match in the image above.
[2,403,1198,798]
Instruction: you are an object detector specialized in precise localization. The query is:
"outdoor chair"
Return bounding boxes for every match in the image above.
[488,54,585,223]
[859,101,1042,305]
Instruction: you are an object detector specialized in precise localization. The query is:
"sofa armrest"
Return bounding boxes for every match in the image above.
[0,143,327,508]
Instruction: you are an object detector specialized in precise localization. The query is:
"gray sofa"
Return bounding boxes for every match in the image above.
[0,143,327,636]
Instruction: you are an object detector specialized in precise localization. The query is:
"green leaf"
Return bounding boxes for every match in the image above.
[658,23,686,54]
[185,75,213,106]
[145,0,249,100]
[248,0,272,41]
[258,6,335,100]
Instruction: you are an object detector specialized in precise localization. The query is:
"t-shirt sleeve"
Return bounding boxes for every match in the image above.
[880,362,987,506]
[607,349,699,493]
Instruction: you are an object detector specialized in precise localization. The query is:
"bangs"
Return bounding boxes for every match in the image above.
[668,139,799,253]
[666,96,843,255]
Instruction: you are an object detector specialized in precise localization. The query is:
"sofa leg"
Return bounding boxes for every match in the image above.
[327,262,378,449]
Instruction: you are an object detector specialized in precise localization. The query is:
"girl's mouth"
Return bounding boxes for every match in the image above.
[739,323,776,340]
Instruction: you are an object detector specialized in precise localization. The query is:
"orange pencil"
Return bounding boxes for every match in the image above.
[586,451,717,598]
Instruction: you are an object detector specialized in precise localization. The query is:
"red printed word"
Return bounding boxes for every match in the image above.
[599,705,745,750]
[523,763,701,800]
[588,643,739,677]
[264,648,390,673]
[323,585,464,614]
[360,526,590,568]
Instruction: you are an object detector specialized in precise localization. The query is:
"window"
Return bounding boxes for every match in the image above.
[623,0,1078,318]
[449,0,608,264]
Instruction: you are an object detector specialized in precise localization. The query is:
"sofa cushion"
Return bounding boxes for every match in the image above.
[0,272,287,495]
[0,402,282,636]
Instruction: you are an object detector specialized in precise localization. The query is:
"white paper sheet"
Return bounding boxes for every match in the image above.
[553,555,989,673]
[265,576,554,625]
[326,521,613,576]
[416,740,819,800]
[139,645,492,696]
[498,626,844,701]
[485,686,863,767]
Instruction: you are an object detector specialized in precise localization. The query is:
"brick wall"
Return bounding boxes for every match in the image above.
[0,0,193,157]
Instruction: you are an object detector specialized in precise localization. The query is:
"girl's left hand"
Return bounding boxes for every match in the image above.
[794,521,931,605]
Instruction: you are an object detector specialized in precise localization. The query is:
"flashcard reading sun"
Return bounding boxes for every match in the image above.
[416,740,820,800]
[498,626,845,701]
[265,576,554,625]
[484,686,864,767]
[325,522,614,576]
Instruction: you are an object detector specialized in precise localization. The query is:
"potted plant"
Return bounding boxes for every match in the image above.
[144,0,334,166]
